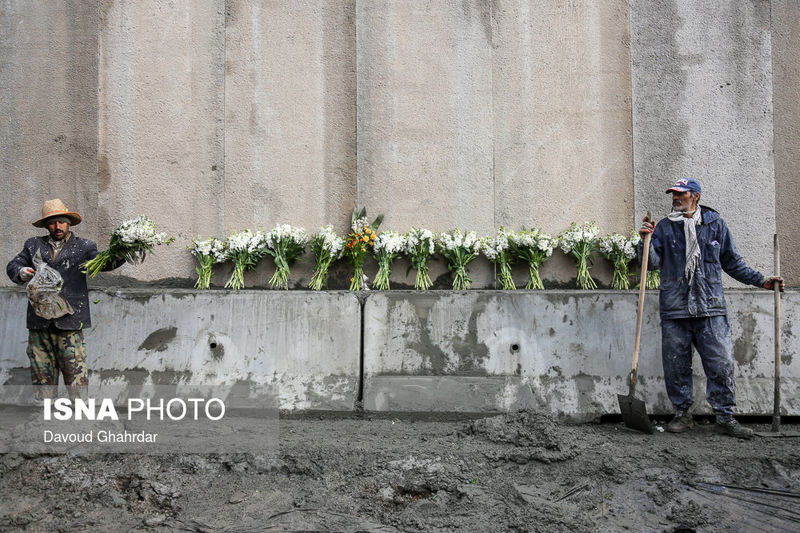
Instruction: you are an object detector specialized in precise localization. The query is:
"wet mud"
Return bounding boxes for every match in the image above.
[1,411,798,532]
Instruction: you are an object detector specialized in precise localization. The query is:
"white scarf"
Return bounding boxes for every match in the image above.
[668,207,702,284]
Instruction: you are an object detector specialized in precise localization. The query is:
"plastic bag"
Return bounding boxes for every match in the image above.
[26,251,74,320]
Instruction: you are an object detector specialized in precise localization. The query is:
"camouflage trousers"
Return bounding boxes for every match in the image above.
[27,324,87,398]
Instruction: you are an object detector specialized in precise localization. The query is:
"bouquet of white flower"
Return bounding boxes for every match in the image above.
[308,225,344,290]
[263,224,308,290]
[436,229,480,290]
[83,215,174,278]
[599,232,640,290]
[559,222,599,290]
[223,229,267,290]
[482,229,517,290]
[345,208,383,291]
[189,237,226,290]
[372,231,406,290]
[405,228,436,290]
[509,228,555,290]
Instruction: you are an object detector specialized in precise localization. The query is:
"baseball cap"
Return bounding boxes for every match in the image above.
[666,178,701,194]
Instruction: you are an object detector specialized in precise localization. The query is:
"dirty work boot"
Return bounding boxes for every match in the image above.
[666,411,694,433]
[716,417,754,439]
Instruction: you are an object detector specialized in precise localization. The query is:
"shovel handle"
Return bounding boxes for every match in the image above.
[631,212,652,392]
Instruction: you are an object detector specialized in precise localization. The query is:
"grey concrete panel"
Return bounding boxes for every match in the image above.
[1,2,99,287]
[224,0,356,232]
[631,1,776,286]
[96,0,226,283]
[363,291,800,418]
[772,1,800,287]
[356,0,494,234]
[492,1,635,243]
[0,289,361,410]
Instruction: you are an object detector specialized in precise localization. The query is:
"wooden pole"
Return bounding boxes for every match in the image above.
[772,234,781,433]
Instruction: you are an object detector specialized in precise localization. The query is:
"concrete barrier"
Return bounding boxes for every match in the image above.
[2,288,797,417]
[363,291,800,419]
[0,289,361,410]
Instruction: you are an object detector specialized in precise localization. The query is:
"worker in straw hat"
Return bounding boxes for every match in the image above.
[6,199,124,400]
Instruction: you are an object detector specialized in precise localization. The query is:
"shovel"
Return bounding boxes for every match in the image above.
[756,235,800,438]
[618,212,655,434]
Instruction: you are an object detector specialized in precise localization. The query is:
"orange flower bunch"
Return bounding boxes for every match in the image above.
[346,224,376,254]
[344,207,383,290]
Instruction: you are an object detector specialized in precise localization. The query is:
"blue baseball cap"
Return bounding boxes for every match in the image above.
[666,178,701,194]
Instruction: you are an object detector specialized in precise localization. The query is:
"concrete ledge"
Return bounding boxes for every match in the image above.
[2,288,798,417]
[363,291,800,418]
[0,289,361,410]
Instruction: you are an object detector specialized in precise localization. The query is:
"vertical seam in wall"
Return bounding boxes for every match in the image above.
[490,0,497,288]
[627,0,637,228]
[354,0,360,211]
[357,294,365,410]
[95,3,101,237]
[490,0,496,234]
[768,0,777,241]
[221,0,227,234]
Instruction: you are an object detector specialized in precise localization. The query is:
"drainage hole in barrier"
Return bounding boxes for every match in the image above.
[209,342,218,349]
[510,343,520,353]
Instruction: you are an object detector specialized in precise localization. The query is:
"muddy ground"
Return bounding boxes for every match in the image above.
[1,411,799,532]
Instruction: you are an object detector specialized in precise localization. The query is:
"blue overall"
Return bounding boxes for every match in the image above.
[643,207,764,416]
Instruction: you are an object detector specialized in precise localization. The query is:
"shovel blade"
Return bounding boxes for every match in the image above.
[618,393,655,434]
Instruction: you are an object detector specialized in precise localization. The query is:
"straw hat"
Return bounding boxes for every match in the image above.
[32,199,82,227]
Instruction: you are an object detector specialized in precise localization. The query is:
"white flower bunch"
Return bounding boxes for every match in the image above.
[265,224,309,250]
[224,229,268,290]
[599,233,638,261]
[373,231,407,290]
[405,228,436,290]
[437,229,481,253]
[264,224,308,290]
[313,225,345,258]
[558,222,600,290]
[226,229,266,256]
[600,232,641,290]
[405,228,435,256]
[481,229,517,290]
[309,225,345,290]
[436,229,480,290]
[116,215,171,247]
[189,237,226,289]
[510,228,555,290]
[190,237,227,263]
[374,231,407,255]
[558,222,599,255]
[83,215,174,277]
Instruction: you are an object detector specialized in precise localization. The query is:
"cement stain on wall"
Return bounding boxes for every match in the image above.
[137,326,178,352]
[733,314,759,366]
[402,296,490,376]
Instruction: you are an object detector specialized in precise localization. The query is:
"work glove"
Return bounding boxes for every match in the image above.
[763,276,785,292]
[19,267,34,282]
[638,216,655,237]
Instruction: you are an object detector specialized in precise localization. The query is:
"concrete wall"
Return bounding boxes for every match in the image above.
[0,289,361,410]
[1,1,100,258]
[97,0,226,284]
[630,1,777,286]
[363,291,800,418]
[772,0,800,285]
[2,288,797,417]
[2,1,795,289]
